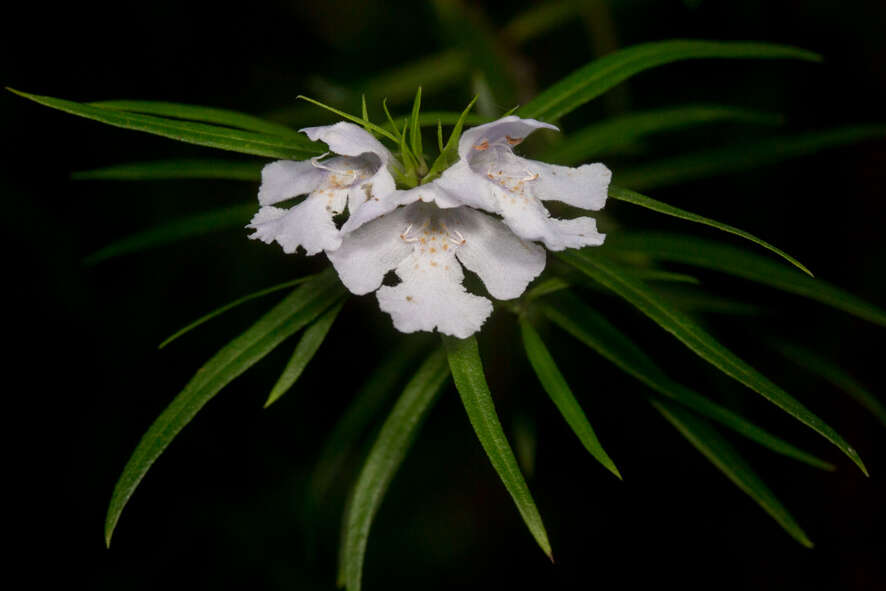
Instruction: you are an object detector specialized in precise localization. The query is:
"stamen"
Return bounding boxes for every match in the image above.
[505,135,523,146]
[310,154,358,181]
[400,224,420,243]
[474,139,490,151]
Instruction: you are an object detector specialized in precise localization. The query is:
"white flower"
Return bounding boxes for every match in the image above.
[249,114,610,338]
[247,122,397,255]
[327,197,545,338]
[435,115,611,251]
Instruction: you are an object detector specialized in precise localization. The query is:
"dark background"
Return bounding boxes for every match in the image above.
[4,0,885,588]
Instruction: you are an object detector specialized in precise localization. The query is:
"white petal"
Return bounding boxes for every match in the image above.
[526,159,610,210]
[496,191,605,251]
[258,160,327,206]
[341,182,459,234]
[301,121,394,164]
[347,163,397,214]
[449,208,546,300]
[326,206,413,295]
[434,160,500,212]
[377,252,492,338]
[457,115,558,161]
[247,194,343,255]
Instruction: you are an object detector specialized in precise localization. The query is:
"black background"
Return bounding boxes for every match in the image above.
[4,0,885,588]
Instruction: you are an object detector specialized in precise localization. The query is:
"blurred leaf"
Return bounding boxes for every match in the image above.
[310,340,431,504]
[105,269,345,546]
[653,286,762,317]
[433,0,517,108]
[606,232,886,327]
[342,349,450,591]
[362,49,470,106]
[652,398,813,547]
[83,203,255,265]
[73,159,263,181]
[520,319,621,479]
[158,276,316,349]
[264,298,347,407]
[10,88,323,159]
[91,99,301,136]
[524,276,571,301]
[773,342,886,428]
[558,250,866,474]
[442,335,552,559]
[608,185,812,276]
[501,0,575,43]
[541,292,834,471]
[518,40,820,122]
[542,104,782,164]
[617,126,886,189]
[619,267,700,285]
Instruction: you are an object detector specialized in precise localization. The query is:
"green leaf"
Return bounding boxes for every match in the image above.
[773,342,886,428]
[264,298,346,407]
[83,203,255,265]
[520,319,621,479]
[606,232,886,327]
[10,88,323,159]
[158,276,316,349]
[616,126,886,190]
[105,269,346,546]
[442,335,552,559]
[541,104,782,165]
[310,340,430,504]
[432,0,517,108]
[558,250,867,475]
[608,185,812,276]
[90,99,302,137]
[652,398,813,547]
[423,96,479,184]
[72,159,263,181]
[342,349,450,591]
[297,95,399,143]
[408,87,424,166]
[518,40,820,122]
[501,0,575,44]
[541,292,833,471]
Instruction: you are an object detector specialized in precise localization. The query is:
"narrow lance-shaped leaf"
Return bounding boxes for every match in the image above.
[73,159,263,182]
[541,104,782,165]
[9,89,323,159]
[310,340,431,504]
[105,269,346,546]
[605,232,886,327]
[423,96,479,183]
[342,349,450,591]
[408,87,424,167]
[652,398,813,547]
[264,297,347,407]
[520,318,622,479]
[558,250,867,475]
[616,126,886,190]
[773,342,886,428]
[442,335,552,559]
[518,40,820,121]
[158,276,316,349]
[607,185,812,276]
[83,203,256,265]
[91,99,302,137]
[540,292,833,471]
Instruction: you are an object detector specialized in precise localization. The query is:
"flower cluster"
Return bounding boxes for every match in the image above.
[249,116,611,338]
